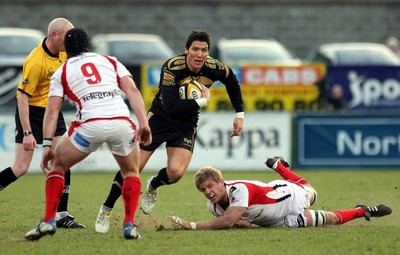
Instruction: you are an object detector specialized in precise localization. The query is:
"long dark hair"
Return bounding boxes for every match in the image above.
[65,28,91,58]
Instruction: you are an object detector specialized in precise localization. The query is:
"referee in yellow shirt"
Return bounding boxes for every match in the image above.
[0,17,84,228]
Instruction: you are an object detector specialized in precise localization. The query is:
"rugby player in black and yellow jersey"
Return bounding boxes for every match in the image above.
[95,30,244,233]
[0,18,84,228]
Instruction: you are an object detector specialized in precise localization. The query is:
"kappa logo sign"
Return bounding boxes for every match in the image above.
[196,120,281,158]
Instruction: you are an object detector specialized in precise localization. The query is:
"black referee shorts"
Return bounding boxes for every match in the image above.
[14,105,67,144]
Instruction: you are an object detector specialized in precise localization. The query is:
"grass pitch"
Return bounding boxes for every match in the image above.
[1,169,399,255]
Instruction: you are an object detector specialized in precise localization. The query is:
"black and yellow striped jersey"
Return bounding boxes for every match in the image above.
[149,54,244,127]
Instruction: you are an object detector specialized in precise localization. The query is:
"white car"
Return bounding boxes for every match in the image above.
[0,27,45,110]
[210,38,302,65]
[0,27,44,66]
[91,33,176,91]
[91,33,175,66]
[305,42,400,66]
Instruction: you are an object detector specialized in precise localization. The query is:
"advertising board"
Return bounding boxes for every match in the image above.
[296,113,400,168]
[141,63,325,111]
[0,112,292,172]
[326,66,400,110]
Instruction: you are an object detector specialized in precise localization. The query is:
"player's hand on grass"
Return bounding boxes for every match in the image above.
[169,216,193,230]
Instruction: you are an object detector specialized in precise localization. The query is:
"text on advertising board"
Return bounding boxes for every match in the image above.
[141,64,325,111]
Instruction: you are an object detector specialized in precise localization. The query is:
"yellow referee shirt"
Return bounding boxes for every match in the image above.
[16,39,66,108]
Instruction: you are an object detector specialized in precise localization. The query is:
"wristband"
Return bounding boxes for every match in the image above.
[43,138,53,148]
[23,130,33,137]
[190,222,197,230]
[235,112,244,118]
[195,98,208,108]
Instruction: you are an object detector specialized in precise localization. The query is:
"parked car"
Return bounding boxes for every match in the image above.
[0,27,45,111]
[210,38,302,65]
[91,33,175,75]
[0,27,45,66]
[305,42,400,66]
[89,33,176,111]
[91,33,175,65]
[91,33,175,92]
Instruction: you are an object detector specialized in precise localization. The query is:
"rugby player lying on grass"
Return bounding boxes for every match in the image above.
[170,157,392,230]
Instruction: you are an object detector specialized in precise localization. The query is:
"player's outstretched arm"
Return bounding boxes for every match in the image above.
[233,218,252,228]
[170,206,247,230]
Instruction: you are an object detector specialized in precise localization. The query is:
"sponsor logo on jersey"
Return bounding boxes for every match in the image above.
[81,89,121,102]
[47,67,55,78]
[228,186,237,201]
[163,72,174,81]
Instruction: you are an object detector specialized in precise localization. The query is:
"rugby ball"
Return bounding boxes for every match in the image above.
[179,80,202,99]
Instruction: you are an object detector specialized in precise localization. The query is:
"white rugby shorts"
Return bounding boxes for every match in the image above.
[67,118,137,156]
[281,181,311,228]
[255,180,311,228]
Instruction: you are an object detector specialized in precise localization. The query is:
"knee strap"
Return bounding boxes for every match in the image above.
[309,210,326,227]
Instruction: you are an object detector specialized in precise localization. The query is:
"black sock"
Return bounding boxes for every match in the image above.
[57,169,71,212]
[150,168,171,189]
[104,170,123,209]
[0,167,18,191]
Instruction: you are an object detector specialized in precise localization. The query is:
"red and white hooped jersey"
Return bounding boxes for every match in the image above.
[207,179,310,227]
[49,52,132,121]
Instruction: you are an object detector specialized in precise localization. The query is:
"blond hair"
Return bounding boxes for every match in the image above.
[194,166,223,190]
